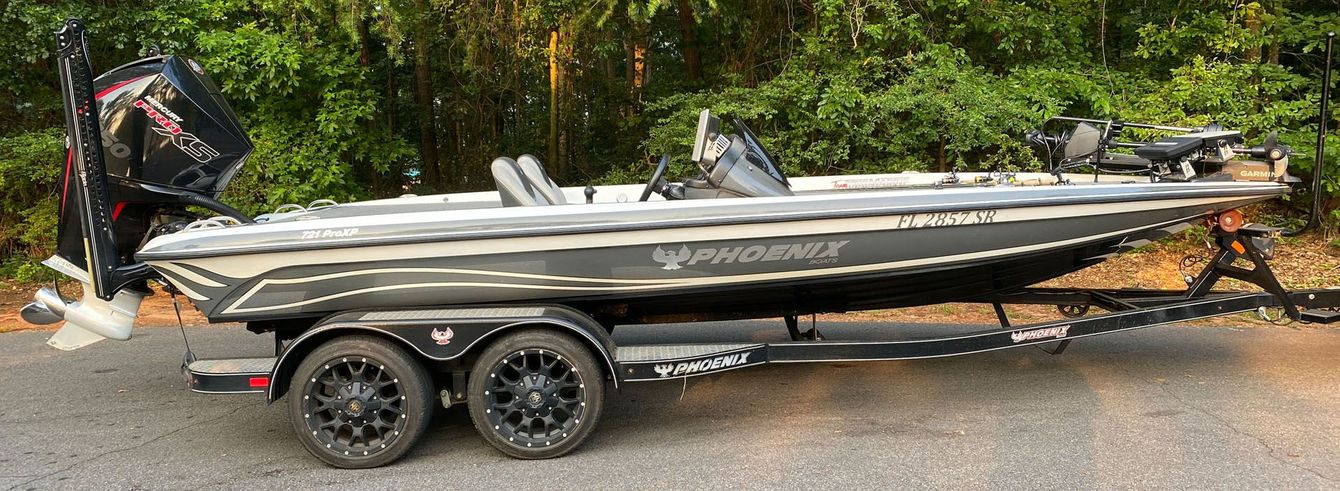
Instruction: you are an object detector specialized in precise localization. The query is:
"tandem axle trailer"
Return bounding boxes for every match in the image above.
[181,224,1339,467]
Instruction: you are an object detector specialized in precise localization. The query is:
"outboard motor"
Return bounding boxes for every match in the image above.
[23,19,253,349]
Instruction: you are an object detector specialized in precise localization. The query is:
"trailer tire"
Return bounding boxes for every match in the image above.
[467,329,605,459]
[1058,304,1089,318]
[288,335,433,468]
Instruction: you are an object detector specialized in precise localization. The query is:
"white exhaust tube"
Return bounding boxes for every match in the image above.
[23,285,146,351]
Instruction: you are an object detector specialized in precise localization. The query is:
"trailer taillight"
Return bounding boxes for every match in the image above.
[248,377,270,388]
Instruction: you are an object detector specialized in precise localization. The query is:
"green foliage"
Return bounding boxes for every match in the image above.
[643,44,1046,180]
[195,21,412,213]
[0,0,1337,282]
[0,128,62,265]
[1177,224,1214,248]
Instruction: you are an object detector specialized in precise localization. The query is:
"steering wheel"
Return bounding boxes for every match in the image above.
[639,154,671,202]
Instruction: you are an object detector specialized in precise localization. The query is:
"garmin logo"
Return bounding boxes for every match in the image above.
[652,241,849,270]
[1011,325,1071,343]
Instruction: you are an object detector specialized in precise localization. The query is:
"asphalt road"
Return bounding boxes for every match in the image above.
[1,321,1338,489]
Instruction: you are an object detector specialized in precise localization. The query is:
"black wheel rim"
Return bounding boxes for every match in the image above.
[302,356,407,458]
[483,349,587,449]
[1058,304,1089,318]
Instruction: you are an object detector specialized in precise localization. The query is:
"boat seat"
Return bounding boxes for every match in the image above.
[516,154,567,204]
[1133,131,1242,161]
[491,157,549,207]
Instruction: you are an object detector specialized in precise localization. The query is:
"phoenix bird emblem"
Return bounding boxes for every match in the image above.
[652,245,692,270]
[653,364,675,378]
[430,327,454,346]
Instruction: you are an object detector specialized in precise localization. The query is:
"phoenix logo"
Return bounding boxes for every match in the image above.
[653,364,675,378]
[430,327,454,346]
[650,241,849,270]
[652,245,692,270]
[653,352,755,378]
[1011,325,1070,343]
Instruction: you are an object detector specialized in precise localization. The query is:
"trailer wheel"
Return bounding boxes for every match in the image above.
[288,336,433,468]
[467,329,605,459]
[1058,304,1089,318]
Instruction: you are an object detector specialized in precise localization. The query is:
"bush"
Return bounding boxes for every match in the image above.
[0,128,63,276]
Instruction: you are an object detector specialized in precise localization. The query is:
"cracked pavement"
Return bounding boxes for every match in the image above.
[0,321,1337,489]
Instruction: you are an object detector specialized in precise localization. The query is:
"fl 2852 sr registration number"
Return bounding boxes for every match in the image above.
[892,210,997,229]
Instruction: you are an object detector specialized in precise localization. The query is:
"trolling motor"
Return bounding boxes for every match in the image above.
[22,19,255,349]
[1026,117,1296,183]
[1028,32,1333,196]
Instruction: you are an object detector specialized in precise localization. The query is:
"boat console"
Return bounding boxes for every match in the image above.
[680,110,795,199]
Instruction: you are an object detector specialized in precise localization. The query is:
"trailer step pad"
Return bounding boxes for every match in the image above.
[1301,309,1340,324]
[616,343,759,362]
[617,344,767,381]
[185,357,276,394]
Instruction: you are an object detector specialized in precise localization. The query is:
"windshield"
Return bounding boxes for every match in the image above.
[732,118,789,185]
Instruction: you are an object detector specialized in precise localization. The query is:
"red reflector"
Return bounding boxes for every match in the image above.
[248,377,270,388]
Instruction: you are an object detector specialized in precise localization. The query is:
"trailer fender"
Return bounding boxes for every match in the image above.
[266,305,618,402]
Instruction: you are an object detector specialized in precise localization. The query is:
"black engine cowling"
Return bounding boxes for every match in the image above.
[92,55,252,195]
[53,18,252,299]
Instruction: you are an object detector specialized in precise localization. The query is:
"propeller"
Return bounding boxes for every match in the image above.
[1246,131,1286,161]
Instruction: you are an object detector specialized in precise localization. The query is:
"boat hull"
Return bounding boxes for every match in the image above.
[137,181,1283,324]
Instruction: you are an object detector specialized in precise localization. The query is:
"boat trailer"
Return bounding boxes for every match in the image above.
[186,223,1340,393]
[180,224,1340,426]
[173,221,1340,466]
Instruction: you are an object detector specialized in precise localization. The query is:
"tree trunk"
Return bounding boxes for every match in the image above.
[413,30,442,190]
[386,52,400,192]
[443,111,459,189]
[512,0,524,131]
[548,29,561,170]
[563,36,580,180]
[355,18,380,196]
[1244,3,1263,63]
[357,18,371,67]
[627,30,648,115]
[633,42,647,95]
[936,137,947,173]
[675,0,701,82]
[1243,2,1264,137]
[560,34,575,180]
